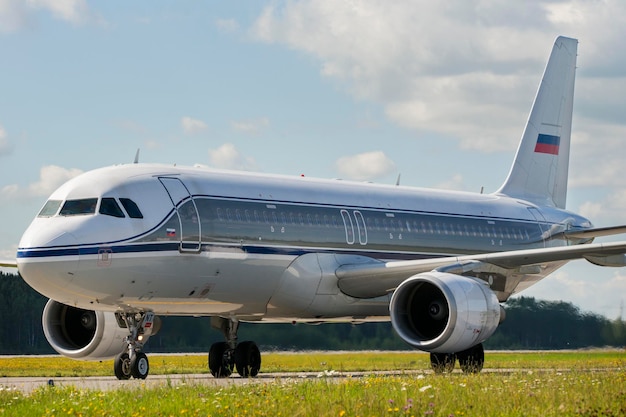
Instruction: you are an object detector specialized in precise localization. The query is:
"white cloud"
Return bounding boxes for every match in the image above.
[231,117,270,134]
[28,165,83,196]
[250,0,626,155]
[208,143,258,171]
[518,265,626,319]
[0,124,12,156]
[334,150,395,181]
[0,0,91,32]
[0,0,29,33]
[181,116,208,135]
[435,174,466,191]
[27,0,88,24]
[1,165,82,207]
[577,201,603,221]
[144,140,161,150]
[0,183,18,198]
[216,18,239,33]
[576,190,626,227]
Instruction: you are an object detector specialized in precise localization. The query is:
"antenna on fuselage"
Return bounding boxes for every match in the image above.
[133,148,140,164]
[395,174,401,186]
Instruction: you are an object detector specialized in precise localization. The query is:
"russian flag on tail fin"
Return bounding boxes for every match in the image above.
[534,134,560,155]
[495,36,577,209]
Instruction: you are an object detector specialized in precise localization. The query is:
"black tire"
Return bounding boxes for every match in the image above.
[430,352,456,374]
[114,352,131,380]
[235,341,261,377]
[458,343,484,373]
[131,352,150,379]
[209,342,233,378]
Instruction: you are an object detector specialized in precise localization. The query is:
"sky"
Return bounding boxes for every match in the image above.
[1,1,626,319]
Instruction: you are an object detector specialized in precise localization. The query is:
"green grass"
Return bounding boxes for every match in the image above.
[1,351,625,416]
[0,350,624,377]
[2,370,625,416]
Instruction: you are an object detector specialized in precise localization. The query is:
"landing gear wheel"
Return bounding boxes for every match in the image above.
[458,343,484,373]
[131,352,150,379]
[209,342,234,378]
[430,352,456,374]
[114,352,131,380]
[235,341,261,377]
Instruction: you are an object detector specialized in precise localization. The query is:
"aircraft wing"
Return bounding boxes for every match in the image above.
[0,260,18,268]
[335,240,626,298]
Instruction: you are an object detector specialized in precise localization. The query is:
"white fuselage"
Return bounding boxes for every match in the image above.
[17,163,591,321]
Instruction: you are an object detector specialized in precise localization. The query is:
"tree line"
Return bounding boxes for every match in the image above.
[1,271,624,354]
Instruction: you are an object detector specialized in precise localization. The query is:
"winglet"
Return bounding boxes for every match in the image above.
[496,36,578,208]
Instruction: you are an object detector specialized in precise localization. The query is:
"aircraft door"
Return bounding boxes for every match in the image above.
[340,210,355,244]
[340,210,368,245]
[158,177,201,252]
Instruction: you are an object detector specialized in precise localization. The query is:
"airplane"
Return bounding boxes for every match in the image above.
[2,35,626,380]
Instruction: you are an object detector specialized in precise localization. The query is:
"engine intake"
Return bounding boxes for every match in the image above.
[389,271,501,353]
[42,300,129,360]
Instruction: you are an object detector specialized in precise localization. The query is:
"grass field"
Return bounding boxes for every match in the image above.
[1,350,625,416]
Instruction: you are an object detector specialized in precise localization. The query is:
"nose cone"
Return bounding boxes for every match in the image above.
[19,218,79,249]
[17,218,79,301]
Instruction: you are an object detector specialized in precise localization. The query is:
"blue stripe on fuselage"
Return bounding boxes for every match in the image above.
[17,241,444,262]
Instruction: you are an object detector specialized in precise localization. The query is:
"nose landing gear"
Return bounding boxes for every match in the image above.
[113,311,157,380]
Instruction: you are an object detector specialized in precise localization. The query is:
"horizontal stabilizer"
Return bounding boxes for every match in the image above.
[564,225,626,239]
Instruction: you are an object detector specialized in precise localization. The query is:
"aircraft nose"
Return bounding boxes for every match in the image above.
[17,222,79,299]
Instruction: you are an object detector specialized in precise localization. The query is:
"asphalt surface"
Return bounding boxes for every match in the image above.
[2,370,429,394]
[1,367,594,394]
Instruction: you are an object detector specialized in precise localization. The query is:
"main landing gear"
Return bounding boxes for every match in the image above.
[113,312,158,380]
[430,343,485,374]
[208,317,261,378]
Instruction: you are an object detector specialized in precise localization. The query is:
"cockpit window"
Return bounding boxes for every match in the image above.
[38,200,62,217]
[59,198,98,216]
[120,198,143,219]
[99,198,125,218]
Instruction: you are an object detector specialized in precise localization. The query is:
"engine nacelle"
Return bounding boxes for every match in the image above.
[42,300,129,360]
[389,272,501,353]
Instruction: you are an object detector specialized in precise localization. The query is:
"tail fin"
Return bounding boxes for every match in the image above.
[496,36,578,209]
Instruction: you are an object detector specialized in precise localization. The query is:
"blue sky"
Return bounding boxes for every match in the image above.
[1,1,626,318]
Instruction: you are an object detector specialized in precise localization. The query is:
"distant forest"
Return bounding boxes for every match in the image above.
[1,271,625,355]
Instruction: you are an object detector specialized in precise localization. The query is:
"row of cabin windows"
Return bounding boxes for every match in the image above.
[212,206,535,241]
[38,198,143,219]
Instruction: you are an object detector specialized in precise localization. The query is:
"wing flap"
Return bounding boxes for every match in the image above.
[336,241,626,298]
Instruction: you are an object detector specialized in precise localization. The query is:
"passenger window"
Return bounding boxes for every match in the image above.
[38,200,62,217]
[60,198,98,216]
[99,198,125,218]
[119,198,144,219]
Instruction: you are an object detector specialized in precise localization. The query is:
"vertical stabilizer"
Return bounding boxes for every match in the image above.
[496,36,577,208]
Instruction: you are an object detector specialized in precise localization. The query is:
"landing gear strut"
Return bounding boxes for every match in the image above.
[113,311,157,380]
[430,343,485,374]
[208,317,261,378]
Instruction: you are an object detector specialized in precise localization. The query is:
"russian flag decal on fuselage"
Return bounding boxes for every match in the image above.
[534,134,560,155]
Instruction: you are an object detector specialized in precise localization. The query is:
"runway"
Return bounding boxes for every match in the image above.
[0,370,419,394]
[0,367,594,394]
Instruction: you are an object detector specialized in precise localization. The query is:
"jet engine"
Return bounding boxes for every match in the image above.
[389,271,501,353]
[42,300,136,360]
